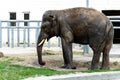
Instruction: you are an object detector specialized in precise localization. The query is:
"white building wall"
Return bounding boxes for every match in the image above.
[0,0,87,20]
[0,0,120,20]
[0,0,120,47]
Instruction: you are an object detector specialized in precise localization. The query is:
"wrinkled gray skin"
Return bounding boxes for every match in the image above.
[37,7,114,70]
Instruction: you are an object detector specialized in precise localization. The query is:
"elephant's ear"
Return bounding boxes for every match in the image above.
[49,15,57,28]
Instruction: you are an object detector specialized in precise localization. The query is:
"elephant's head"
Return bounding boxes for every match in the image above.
[37,11,59,65]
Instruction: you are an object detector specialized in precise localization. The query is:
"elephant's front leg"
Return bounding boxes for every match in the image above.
[61,38,76,69]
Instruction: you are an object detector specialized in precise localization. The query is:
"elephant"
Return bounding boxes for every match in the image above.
[37,7,114,70]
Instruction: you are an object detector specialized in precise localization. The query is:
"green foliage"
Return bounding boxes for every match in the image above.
[113,61,119,66]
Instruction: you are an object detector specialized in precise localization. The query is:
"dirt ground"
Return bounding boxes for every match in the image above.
[2,49,120,71]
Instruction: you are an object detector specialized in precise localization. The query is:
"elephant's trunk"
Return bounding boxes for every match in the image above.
[37,37,46,65]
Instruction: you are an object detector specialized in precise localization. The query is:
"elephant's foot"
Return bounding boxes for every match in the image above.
[101,62,110,70]
[100,66,110,70]
[39,61,46,66]
[60,65,66,68]
[91,64,100,70]
[60,64,76,69]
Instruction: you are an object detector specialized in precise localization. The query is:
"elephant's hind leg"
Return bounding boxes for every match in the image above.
[91,50,101,70]
[101,41,112,70]
[101,28,113,70]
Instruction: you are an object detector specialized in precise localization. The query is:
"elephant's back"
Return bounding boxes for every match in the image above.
[60,7,107,19]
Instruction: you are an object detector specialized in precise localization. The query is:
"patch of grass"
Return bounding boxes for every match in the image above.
[43,50,62,55]
[0,61,72,80]
[43,50,56,55]
[81,68,120,73]
[19,42,28,44]
[2,56,24,62]
[81,69,110,73]
[73,51,83,55]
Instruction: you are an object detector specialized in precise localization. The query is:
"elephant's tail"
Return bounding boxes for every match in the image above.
[105,19,114,43]
[103,19,114,44]
[106,19,114,36]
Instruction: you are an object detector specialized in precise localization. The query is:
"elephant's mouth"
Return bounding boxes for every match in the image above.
[38,39,46,46]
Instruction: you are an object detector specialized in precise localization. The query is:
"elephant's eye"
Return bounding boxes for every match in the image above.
[42,26,46,30]
[44,27,47,31]
[42,26,48,32]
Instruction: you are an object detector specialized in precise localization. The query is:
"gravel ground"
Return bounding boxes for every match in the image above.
[0,44,119,55]
[0,44,120,80]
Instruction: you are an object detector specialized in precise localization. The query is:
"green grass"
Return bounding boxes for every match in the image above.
[81,68,120,73]
[1,56,120,80]
[0,61,72,80]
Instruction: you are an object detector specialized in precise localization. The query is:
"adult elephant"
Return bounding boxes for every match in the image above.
[37,7,114,70]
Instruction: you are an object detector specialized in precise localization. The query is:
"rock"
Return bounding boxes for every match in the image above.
[0,52,4,58]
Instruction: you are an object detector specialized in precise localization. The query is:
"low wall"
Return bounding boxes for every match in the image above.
[25,71,120,80]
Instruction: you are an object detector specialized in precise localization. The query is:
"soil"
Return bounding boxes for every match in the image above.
[3,51,120,71]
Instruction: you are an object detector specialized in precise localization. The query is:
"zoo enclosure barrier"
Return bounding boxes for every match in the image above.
[0,15,118,53]
[0,20,89,53]
[102,10,120,43]
[0,20,61,48]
